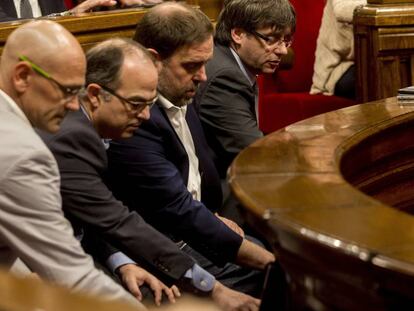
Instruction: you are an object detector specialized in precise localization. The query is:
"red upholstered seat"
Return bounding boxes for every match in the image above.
[64,0,74,9]
[258,0,356,134]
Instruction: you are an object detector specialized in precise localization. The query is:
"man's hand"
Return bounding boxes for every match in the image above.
[72,0,117,13]
[216,214,245,237]
[118,264,180,306]
[118,0,163,7]
[236,239,275,270]
[211,282,260,311]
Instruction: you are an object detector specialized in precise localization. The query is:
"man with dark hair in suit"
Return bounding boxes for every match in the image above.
[107,4,275,310]
[41,37,255,310]
[195,0,296,178]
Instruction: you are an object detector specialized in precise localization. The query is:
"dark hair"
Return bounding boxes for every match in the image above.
[215,0,296,46]
[133,2,214,59]
[85,37,153,89]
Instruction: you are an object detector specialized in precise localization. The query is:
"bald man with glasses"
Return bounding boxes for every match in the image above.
[0,20,145,308]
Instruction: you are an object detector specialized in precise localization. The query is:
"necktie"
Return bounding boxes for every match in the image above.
[20,0,33,19]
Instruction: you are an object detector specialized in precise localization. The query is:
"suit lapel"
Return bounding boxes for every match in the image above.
[2,0,18,18]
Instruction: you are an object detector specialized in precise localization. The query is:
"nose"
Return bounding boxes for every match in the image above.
[271,42,289,55]
[65,96,80,111]
[194,65,207,82]
[137,105,151,121]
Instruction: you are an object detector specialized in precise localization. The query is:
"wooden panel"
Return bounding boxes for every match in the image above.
[378,27,414,51]
[355,3,414,102]
[229,97,414,309]
[0,1,199,54]
[198,0,223,20]
[368,0,414,4]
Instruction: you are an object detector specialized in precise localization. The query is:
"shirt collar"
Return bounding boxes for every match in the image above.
[79,100,110,149]
[229,47,257,87]
[0,89,31,126]
[158,93,188,114]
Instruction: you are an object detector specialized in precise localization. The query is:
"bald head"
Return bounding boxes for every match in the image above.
[85,37,155,90]
[134,1,213,60]
[0,20,86,132]
[1,20,84,79]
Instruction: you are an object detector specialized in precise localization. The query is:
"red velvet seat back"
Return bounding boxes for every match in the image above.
[262,0,326,93]
[64,0,74,9]
[258,0,356,134]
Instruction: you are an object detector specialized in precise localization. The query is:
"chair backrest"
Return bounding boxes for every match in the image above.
[262,0,326,93]
[64,0,74,9]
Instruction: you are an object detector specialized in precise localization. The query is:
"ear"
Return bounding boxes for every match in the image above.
[13,62,32,93]
[147,48,163,73]
[85,83,103,111]
[231,28,246,46]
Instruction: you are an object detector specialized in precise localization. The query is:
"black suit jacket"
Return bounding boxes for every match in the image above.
[107,102,243,266]
[195,44,263,178]
[0,0,66,21]
[40,109,194,283]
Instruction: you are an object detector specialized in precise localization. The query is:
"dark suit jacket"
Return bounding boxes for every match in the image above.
[107,103,243,266]
[0,0,66,21]
[40,109,194,283]
[195,44,263,178]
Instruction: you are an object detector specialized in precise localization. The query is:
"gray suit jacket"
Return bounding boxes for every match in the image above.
[196,44,263,178]
[0,92,141,307]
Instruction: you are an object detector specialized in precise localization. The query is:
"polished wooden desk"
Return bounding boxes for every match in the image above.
[0,268,138,311]
[0,267,221,311]
[0,1,199,54]
[198,0,223,20]
[229,97,414,310]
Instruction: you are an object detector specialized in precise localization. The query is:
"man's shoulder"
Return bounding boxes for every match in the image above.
[206,44,239,73]
[41,110,98,146]
[0,113,56,180]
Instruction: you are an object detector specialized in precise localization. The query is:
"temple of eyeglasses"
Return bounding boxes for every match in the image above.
[18,54,84,96]
[100,85,158,108]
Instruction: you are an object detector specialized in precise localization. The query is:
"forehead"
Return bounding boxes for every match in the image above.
[258,25,293,36]
[118,55,158,91]
[169,36,214,63]
[52,52,86,83]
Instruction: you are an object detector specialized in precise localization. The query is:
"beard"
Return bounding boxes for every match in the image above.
[158,77,198,107]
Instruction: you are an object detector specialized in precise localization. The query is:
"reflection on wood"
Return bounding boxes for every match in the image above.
[0,267,221,311]
[0,268,138,311]
[229,97,414,310]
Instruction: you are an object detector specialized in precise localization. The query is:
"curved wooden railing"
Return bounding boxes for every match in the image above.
[229,97,414,310]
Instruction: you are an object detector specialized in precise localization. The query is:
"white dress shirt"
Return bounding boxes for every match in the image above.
[13,0,42,18]
[158,94,202,201]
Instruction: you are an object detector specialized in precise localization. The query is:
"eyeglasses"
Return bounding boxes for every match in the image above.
[248,30,293,48]
[18,55,84,100]
[100,85,157,113]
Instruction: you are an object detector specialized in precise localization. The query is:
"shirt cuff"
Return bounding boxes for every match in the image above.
[184,263,216,293]
[106,251,136,274]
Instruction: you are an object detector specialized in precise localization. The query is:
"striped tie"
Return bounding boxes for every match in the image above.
[20,0,33,19]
